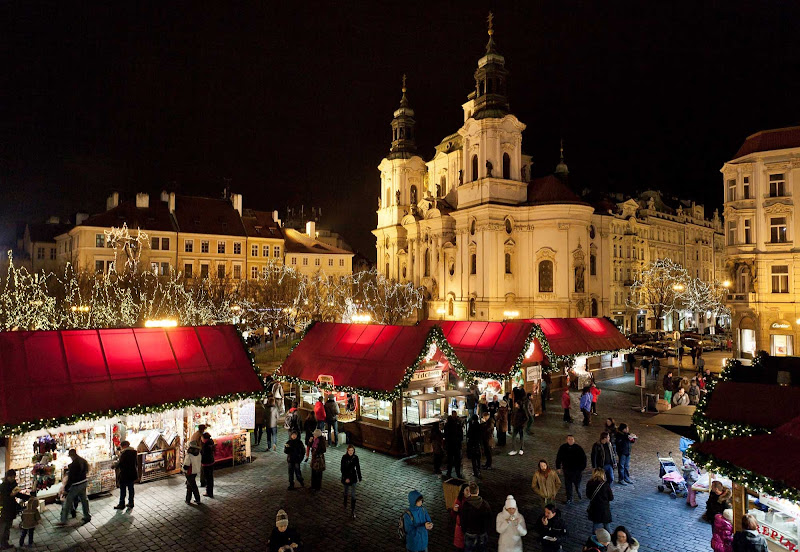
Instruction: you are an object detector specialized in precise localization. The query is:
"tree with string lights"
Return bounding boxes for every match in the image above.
[627,258,690,330]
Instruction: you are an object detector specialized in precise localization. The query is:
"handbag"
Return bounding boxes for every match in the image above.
[311,454,326,472]
[587,481,604,516]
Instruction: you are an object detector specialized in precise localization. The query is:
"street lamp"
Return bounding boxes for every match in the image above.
[672,283,685,292]
[722,280,731,288]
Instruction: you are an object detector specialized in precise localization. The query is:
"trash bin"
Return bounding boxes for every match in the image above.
[443,478,466,510]
[645,393,658,412]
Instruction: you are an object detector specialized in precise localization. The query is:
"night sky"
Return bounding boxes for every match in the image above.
[1,2,799,259]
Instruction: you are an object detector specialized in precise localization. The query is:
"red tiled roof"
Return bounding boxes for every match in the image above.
[526,175,589,206]
[172,195,247,236]
[283,228,352,255]
[734,125,800,159]
[81,201,176,232]
[704,382,800,429]
[241,209,283,239]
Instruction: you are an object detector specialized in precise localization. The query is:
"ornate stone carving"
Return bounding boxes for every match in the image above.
[558,223,570,230]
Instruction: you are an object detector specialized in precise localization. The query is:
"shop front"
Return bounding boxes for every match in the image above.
[0,325,265,498]
[770,320,795,357]
[738,316,758,358]
[276,322,471,456]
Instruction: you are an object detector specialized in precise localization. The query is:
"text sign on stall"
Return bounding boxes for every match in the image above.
[412,369,442,382]
[758,523,798,551]
[238,400,255,430]
[526,366,542,382]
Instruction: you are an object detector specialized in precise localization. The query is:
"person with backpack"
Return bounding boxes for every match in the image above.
[534,503,566,552]
[285,401,301,438]
[340,445,362,519]
[284,430,305,490]
[496,494,528,552]
[402,490,432,552]
[18,491,41,548]
[182,440,202,504]
[444,411,464,479]
[314,396,326,431]
[461,481,493,552]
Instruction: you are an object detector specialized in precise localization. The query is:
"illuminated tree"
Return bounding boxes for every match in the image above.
[627,258,689,330]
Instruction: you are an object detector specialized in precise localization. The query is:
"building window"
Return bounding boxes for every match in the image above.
[591,298,598,317]
[160,262,169,275]
[538,260,553,292]
[201,241,210,253]
[302,258,308,266]
[502,152,511,179]
[470,220,476,236]
[471,155,479,181]
[743,176,750,199]
[315,258,320,266]
[727,179,736,202]
[95,260,105,273]
[251,244,258,256]
[263,245,270,257]
[770,217,787,243]
[200,264,209,279]
[505,219,512,234]
[744,219,752,244]
[291,257,297,265]
[233,242,241,255]
[328,258,333,266]
[613,245,617,258]
[251,266,258,279]
[769,173,786,197]
[470,254,477,275]
[217,241,226,254]
[590,253,597,276]
[217,264,226,279]
[185,240,194,253]
[728,221,737,245]
[469,298,477,317]
[36,247,45,260]
[262,266,269,278]
[424,249,430,277]
[161,237,170,250]
[184,263,193,278]
[151,237,159,250]
[95,234,105,248]
[49,247,56,260]
[504,253,512,274]
[274,246,281,258]
[772,265,789,293]
[233,265,241,279]
[339,259,344,267]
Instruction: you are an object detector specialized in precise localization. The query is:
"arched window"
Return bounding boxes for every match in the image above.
[385,263,390,277]
[470,220,476,236]
[538,260,553,292]
[591,298,598,317]
[504,253,512,274]
[469,298,477,317]
[402,266,407,279]
[447,298,454,316]
[424,249,430,277]
[590,254,597,276]
[470,253,477,275]
[505,219,512,234]
[440,175,446,195]
[502,153,511,179]
[472,155,479,181]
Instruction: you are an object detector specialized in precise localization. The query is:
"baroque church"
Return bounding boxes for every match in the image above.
[373,21,596,322]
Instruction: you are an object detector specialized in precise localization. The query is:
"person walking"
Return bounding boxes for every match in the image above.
[112,440,138,510]
[466,414,483,478]
[562,388,573,423]
[508,401,528,455]
[303,410,317,462]
[496,401,509,447]
[640,357,651,379]
[496,495,527,552]
[532,460,562,505]
[284,401,301,440]
[663,370,675,404]
[313,396,326,431]
[480,412,494,470]
[697,353,706,375]
[608,526,640,552]
[556,435,587,504]
[614,424,636,485]
[589,383,601,416]
[651,357,661,380]
[580,388,592,426]
[182,440,202,504]
[534,503,566,552]
[461,482,492,552]
[677,343,684,366]
[688,378,701,405]
[711,509,734,552]
[690,346,697,366]
[591,432,617,485]
[325,394,340,447]
[310,429,327,491]
[265,397,279,452]
[340,444,362,518]
[268,509,303,552]
[57,449,91,525]
[452,484,470,552]
[444,411,464,479]
[254,399,267,447]
[0,470,21,549]
[18,491,41,548]
[283,430,305,490]
[403,490,433,552]
[586,468,614,533]
[525,393,536,433]
[732,514,768,552]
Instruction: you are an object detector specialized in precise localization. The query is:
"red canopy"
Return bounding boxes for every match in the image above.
[278,322,459,396]
[420,320,544,376]
[524,318,633,358]
[704,382,800,430]
[0,325,264,434]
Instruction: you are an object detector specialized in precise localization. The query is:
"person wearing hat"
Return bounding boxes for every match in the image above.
[182,441,202,504]
[496,495,528,552]
[711,508,734,552]
[309,429,327,491]
[583,528,612,551]
[268,509,303,552]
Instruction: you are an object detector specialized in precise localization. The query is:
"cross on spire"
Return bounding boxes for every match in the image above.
[487,11,494,35]
[402,73,407,93]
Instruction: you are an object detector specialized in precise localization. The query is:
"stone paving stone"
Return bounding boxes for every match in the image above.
[10,379,719,551]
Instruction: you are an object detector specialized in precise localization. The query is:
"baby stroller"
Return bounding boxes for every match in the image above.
[657,452,688,499]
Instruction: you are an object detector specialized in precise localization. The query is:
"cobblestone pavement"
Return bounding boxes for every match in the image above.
[15,378,717,552]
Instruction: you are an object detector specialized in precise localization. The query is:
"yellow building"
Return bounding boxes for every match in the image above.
[283,223,353,277]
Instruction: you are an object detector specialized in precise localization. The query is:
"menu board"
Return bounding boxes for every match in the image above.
[239,401,255,430]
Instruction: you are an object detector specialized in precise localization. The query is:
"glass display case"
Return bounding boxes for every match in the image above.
[746,490,800,550]
[360,396,392,424]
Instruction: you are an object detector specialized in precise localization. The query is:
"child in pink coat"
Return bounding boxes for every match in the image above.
[711,509,733,552]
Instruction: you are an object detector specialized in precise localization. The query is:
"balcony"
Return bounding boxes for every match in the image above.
[623,280,634,287]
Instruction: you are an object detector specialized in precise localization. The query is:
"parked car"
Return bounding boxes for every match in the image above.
[636,341,666,357]
[629,333,654,345]
[661,342,691,357]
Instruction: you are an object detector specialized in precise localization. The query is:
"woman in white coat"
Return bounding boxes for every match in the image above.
[496,495,527,552]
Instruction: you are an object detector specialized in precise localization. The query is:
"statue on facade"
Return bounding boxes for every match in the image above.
[486,160,494,177]
[377,196,381,209]
[647,197,655,210]
[574,264,585,293]
[410,186,417,205]
[459,170,464,186]
[396,189,401,205]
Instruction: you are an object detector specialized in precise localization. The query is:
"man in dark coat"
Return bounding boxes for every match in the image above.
[480,412,494,470]
[284,430,305,490]
[0,470,21,549]
[443,411,463,479]
[535,503,567,552]
[591,432,617,485]
[460,482,493,551]
[200,432,216,498]
[113,441,138,509]
[324,394,340,447]
[556,435,587,503]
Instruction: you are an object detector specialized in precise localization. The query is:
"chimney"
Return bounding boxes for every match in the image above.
[272,210,282,226]
[306,221,316,238]
[230,193,243,216]
[76,213,89,225]
[106,192,119,211]
[168,192,176,214]
[160,190,169,202]
[135,193,150,208]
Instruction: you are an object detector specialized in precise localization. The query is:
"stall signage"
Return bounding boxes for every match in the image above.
[526,366,541,382]
[412,368,442,382]
[758,524,798,551]
[771,322,791,330]
[238,401,255,430]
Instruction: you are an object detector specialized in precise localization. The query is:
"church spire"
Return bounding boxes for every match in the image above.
[388,74,417,160]
[555,138,569,178]
[472,12,510,120]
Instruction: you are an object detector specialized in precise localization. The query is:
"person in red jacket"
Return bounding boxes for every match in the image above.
[561,388,573,423]
[314,396,327,431]
[590,383,601,416]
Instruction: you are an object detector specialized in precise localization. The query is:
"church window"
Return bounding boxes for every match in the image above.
[591,298,598,317]
[502,153,511,179]
[470,254,477,275]
[538,260,553,293]
[472,155,479,181]
[470,220,476,236]
[505,219,512,234]
[590,254,597,276]
[424,249,430,277]
[589,225,596,239]
[505,253,512,274]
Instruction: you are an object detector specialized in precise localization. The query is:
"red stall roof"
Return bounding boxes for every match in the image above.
[524,318,633,358]
[703,382,800,430]
[420,320,544,376]
[0,325,264,434]
[277,322,463,397]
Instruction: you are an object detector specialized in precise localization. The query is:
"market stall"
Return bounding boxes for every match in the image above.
[0,325,265,498]
[276,322,470,456]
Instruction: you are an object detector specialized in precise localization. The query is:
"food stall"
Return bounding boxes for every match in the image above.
[186,401,253,466]
[0,325,266,498]
[276,322,472,456]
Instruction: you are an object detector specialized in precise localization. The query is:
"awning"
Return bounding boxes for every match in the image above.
[526,317,634,359]
[644,405,697,439]
[407,392,442,402]
[276,322,465,398]
[704,382,800,430]
[0,325,265,435]
[420,320,544,377]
